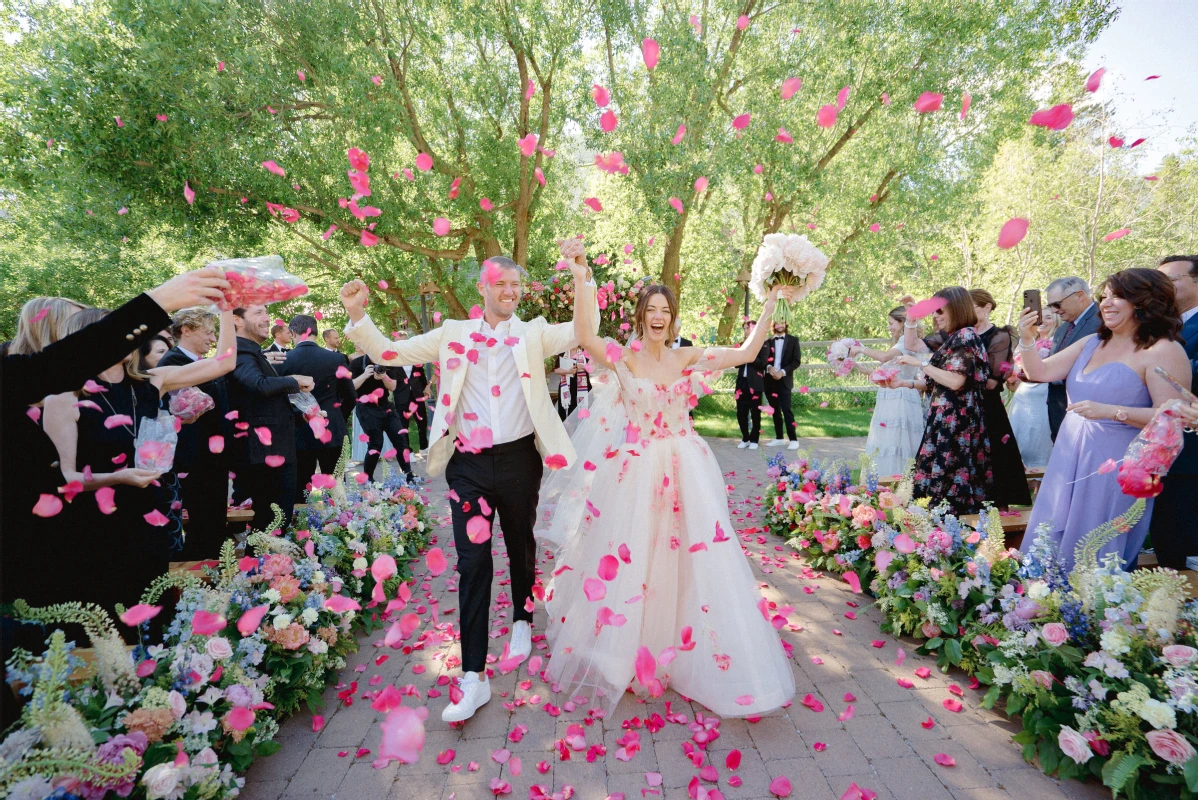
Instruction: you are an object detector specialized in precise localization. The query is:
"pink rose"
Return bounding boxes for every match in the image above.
[1057,726,1094,765]
[921,621,942,639]
[1030,670,1053,690]
[1146,729,1197,765]
[260,553,294,580]
[1041,623,1068,647]
[851,504,877,529]
[1162,645,1198,668]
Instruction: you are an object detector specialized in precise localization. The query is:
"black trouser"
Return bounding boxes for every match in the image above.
[1149,472,1198,569]
[179,461,230,560]
[296,447,341,497]
[736,386,762,443]
[765,378,797,440]
[444,435,542,673]
[411,400,429,450]
[359,407,412,480]
[240,459,297,531]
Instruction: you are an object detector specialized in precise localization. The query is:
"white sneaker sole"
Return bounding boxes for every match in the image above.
[441,681,491,723]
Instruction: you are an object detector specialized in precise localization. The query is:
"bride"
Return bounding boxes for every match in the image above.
[536,257,796,717]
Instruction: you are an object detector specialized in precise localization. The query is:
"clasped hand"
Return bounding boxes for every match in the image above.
[1067,400,1114,420]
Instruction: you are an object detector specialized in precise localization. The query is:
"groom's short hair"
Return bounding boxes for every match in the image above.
[476,256,528,282]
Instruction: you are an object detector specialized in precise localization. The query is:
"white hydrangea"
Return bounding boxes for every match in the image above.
[313,570,326,584]
[1100,626,1132,656]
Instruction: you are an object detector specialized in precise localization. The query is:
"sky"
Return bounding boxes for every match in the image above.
[1083,0,1198,169]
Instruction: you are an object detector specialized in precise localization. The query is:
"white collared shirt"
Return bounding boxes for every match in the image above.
[773,336,785,371]
[457,317,534,446]
[178,345,202,362]
[1182,306,1198,324]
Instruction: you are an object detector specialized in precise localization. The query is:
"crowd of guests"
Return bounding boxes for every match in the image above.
[0,270,434,711]
[820,258,1198,573]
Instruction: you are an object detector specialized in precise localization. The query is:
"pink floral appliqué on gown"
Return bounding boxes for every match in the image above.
[537,347,796,717]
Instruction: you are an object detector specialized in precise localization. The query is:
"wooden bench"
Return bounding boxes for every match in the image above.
[961,506,1033,551]
[878,468,1045,493]
[227,507,254,526]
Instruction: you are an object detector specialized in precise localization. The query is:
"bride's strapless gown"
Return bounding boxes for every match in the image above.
[537,348,796,717]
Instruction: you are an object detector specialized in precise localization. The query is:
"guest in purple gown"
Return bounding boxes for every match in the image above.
[1018,268,1191,571]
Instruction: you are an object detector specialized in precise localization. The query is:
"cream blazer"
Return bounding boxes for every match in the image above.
[345,296,597,477]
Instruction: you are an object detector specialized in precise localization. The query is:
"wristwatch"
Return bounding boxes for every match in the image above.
[1114,408,1128,422]
[921,359,931,368]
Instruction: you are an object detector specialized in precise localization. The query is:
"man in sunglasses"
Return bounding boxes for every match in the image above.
[1044,277,1100,441]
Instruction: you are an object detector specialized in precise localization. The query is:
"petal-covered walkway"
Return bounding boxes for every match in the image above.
[241,438,1106,800]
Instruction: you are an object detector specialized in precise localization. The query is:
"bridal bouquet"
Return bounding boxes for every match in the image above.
[749,233,828,324]
[826,338,859,378]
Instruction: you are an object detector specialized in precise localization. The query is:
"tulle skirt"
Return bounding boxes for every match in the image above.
[538,427,795,718]
[864,386,925,478]
[1006,381,1053,469]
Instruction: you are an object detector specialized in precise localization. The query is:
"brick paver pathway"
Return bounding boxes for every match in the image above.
[242,437,1106,800]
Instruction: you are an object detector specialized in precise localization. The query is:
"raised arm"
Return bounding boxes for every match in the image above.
[339,280,441,366]
[149,310,237,395]
[543,239,599,357]
[1015,308,1089,384]
[568,264,613,370]
[698,287,782,372]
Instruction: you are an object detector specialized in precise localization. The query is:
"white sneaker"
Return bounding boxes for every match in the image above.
[737,441,750,449]
[442,671,491,723]
[766,439,787,447]
[787,441,800,451]
[509,621,532,661]
[749,443,759,450]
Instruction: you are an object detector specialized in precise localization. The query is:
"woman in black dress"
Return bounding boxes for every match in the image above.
[898,287,995,515]
[554,346,591,420]
[42,308,236,630]
[970,290,1032,509]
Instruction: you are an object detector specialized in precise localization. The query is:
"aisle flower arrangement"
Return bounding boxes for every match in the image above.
[871,503,1021,672]
[1,460,433,800]
[763,451,1198,798]
[764,452,890,590]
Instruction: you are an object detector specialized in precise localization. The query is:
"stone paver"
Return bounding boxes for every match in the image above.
[241,437,1107,800]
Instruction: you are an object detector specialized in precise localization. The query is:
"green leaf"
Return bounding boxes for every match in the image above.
[944,638,963,666]
[925,637,943,650]
[1103,752,1150,793]
[1184,755,1198,793]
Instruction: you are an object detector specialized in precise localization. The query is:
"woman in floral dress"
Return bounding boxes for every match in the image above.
[898,287,994,515]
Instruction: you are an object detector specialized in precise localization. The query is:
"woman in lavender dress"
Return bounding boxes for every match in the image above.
[1018,269,1190,572]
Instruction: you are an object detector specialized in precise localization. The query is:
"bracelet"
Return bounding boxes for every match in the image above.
[1016,340,1036,352]
[904,321,920,329]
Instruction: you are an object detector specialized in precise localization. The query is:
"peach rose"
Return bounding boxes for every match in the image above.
[1146,729,1196,765]
[851,504,878,529]
[271,575,302,603]
[878,491,898,509]
[267,622,310,651]
[1162,645,1198,668]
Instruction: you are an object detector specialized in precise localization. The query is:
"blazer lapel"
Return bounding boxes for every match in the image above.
[509,318,532,406]
[447,318,484,403]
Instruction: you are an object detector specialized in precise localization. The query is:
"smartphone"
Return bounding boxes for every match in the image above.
[1022,289,1042,326]
[1154,367,1198,404]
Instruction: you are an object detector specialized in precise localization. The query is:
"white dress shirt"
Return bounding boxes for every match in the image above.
[457,317,535,446]
[1182,306,1198,324]
[177,345,202,362]
[773,336,786,372]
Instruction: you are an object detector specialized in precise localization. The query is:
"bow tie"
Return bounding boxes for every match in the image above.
[774,336,785,340]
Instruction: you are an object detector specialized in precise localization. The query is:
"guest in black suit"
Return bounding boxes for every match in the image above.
[351,352,413,482]
[227,305,313,531]
[763,321,802,449]
[1151,255,1198,568]
[735,320,769,449]
[670,334,694,349]
[1,267,230,730]
[159,307,234,559]
[264,323,292,355]
[283,315,356,494]
[403,359,431,452]
[1044,277,1101,441]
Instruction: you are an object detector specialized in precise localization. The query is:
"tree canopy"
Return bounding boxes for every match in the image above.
[6,0,1192,345]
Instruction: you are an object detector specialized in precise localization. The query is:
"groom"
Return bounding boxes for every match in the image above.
[339,242,597,722]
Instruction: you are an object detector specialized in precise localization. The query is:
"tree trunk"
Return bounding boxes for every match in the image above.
[716,280,748,342]
[658,212,690,296]
[428,258,470,319]
[383,286,424,333]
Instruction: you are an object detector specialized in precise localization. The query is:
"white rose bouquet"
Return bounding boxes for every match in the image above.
[749,233,828,325]
[826,338,859,378]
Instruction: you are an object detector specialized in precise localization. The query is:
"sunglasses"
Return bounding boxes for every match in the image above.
[1047,290,1081,311]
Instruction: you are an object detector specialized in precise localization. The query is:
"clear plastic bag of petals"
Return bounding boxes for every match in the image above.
[869,365,901,386]
[168,386,215,423]
[289,391,324,421]
[208,255,309,311]
[135,411,178,472]
[1117,400,1185,499]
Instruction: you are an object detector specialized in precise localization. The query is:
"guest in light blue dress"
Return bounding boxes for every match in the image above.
[851,307,926,478]
[1018,269,1191,571]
